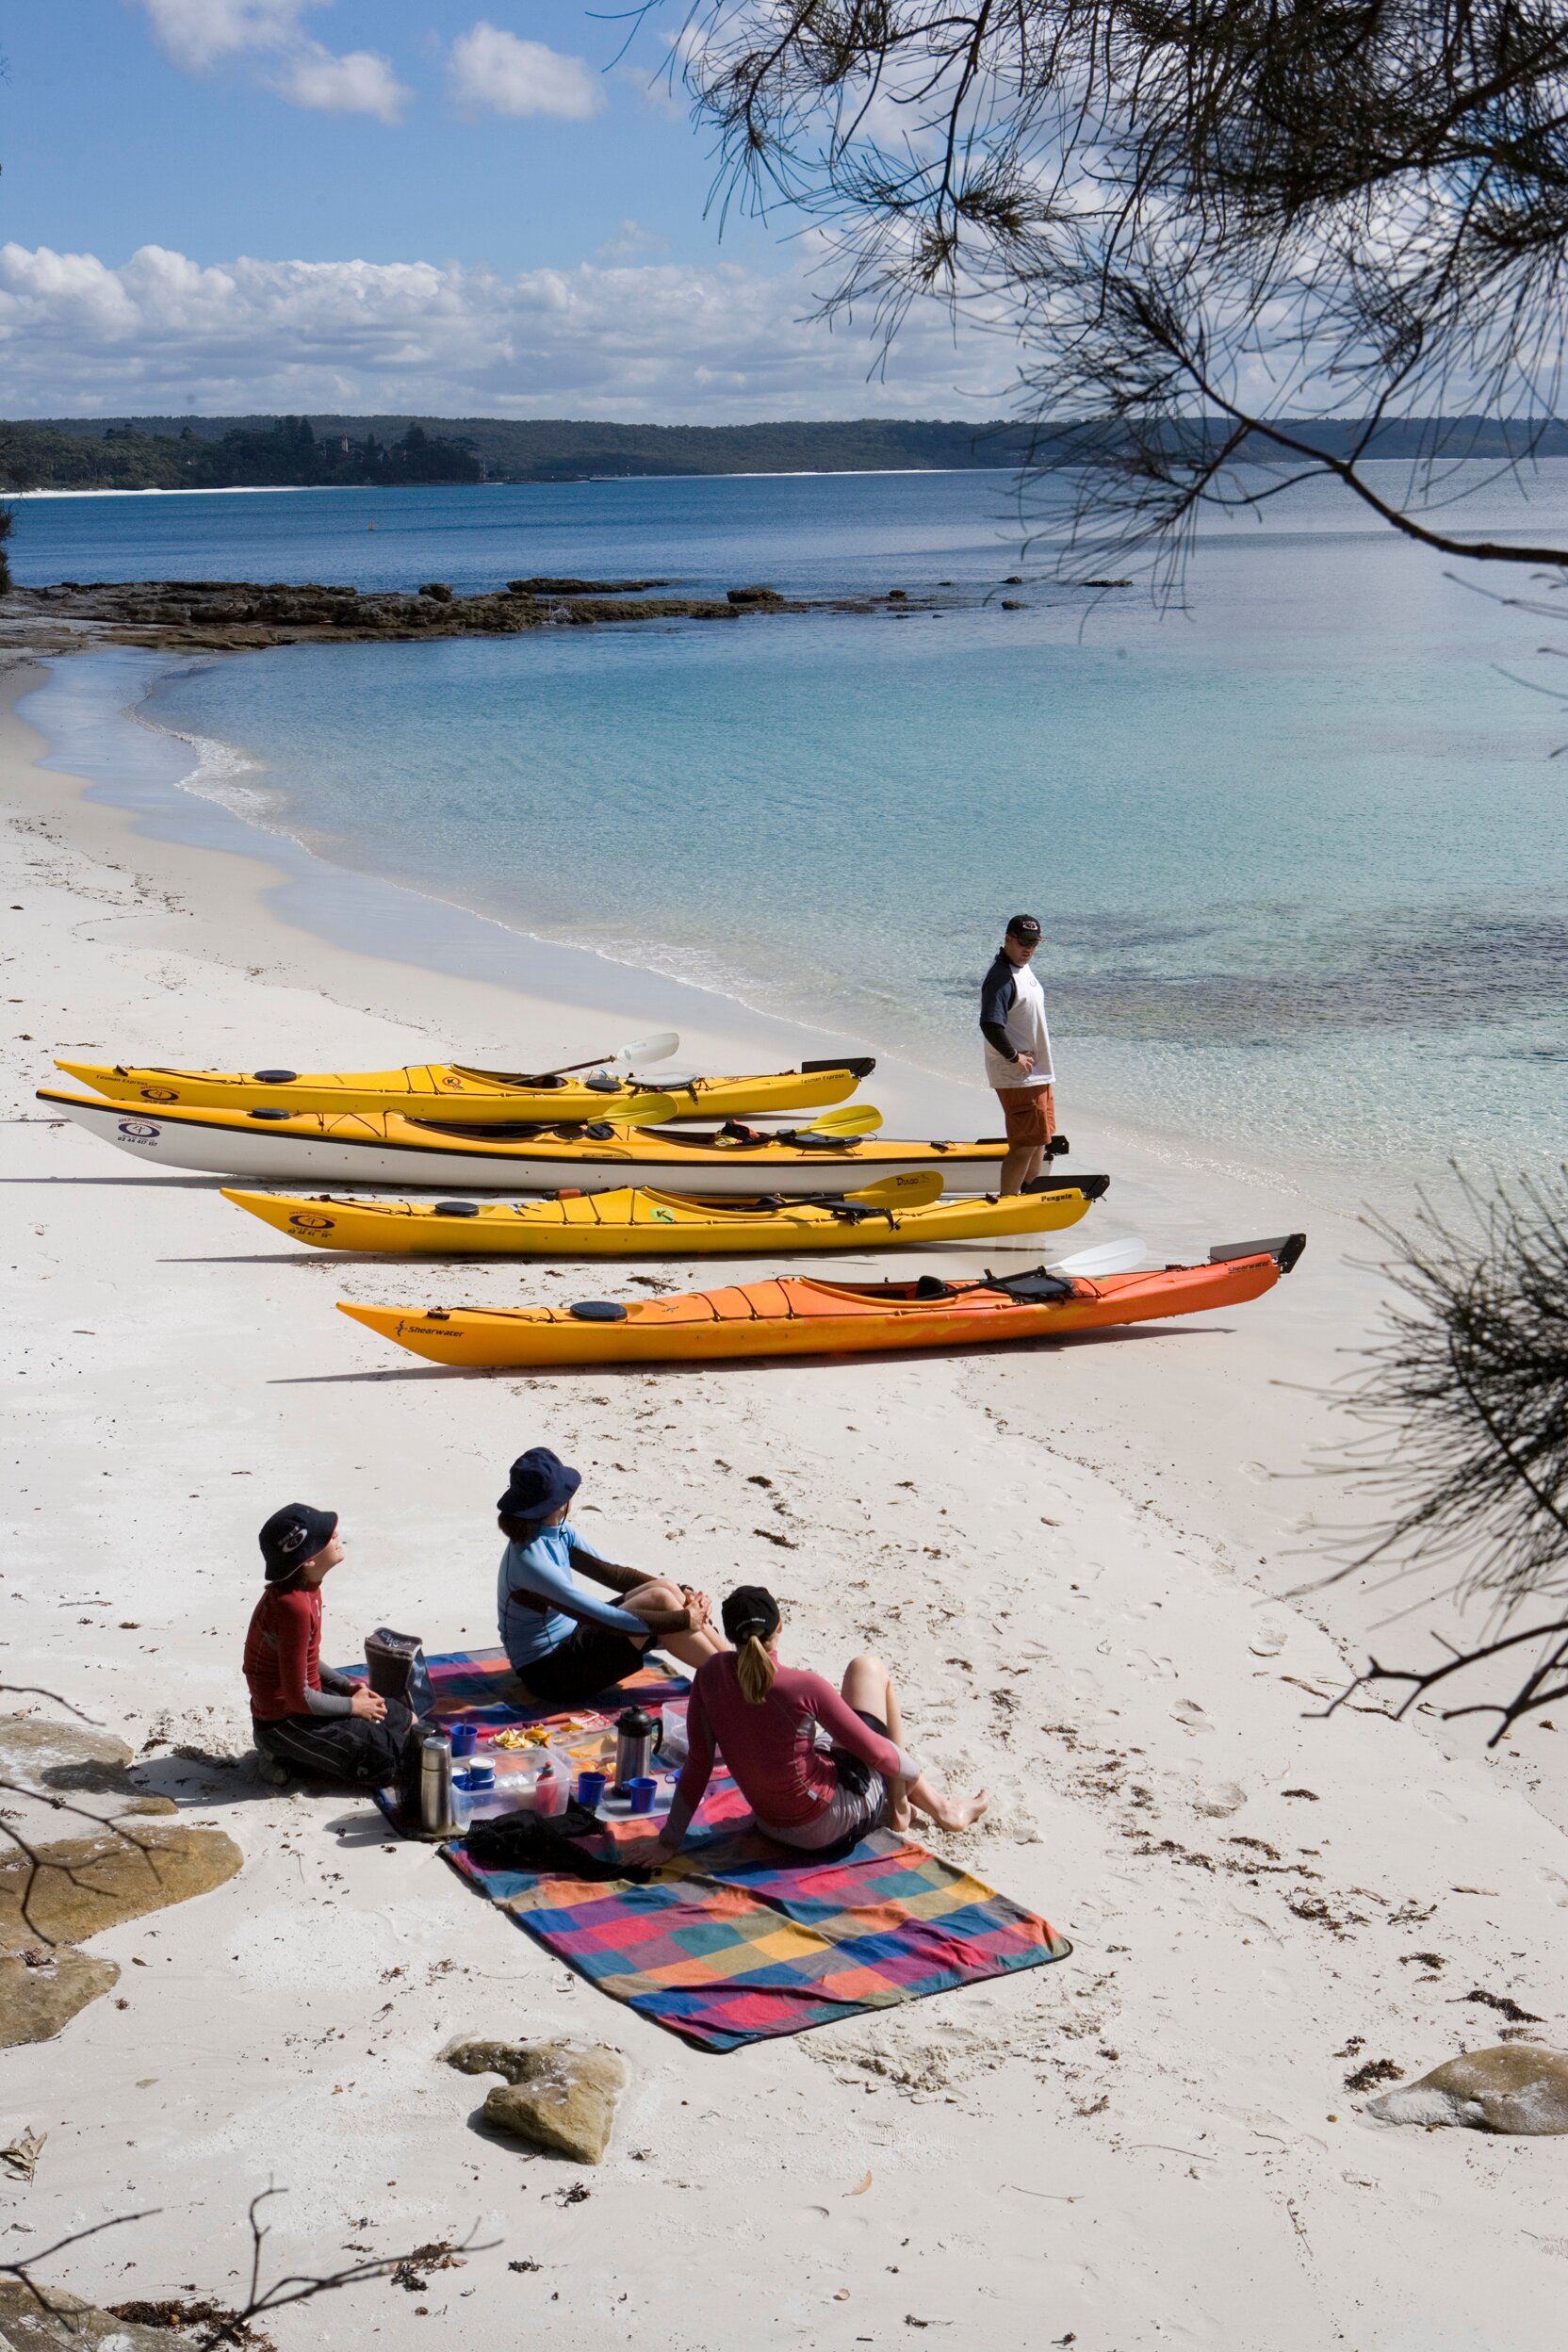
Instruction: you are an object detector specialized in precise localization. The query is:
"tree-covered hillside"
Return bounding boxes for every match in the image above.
[0,417,482,493]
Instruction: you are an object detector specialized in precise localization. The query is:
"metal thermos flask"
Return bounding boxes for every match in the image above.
[418,1732,457,1836]
[613,1707,657,1790]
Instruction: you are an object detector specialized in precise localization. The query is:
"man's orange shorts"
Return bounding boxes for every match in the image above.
[995,1084,1055,1148]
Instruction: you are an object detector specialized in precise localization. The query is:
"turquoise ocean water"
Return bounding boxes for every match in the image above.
[14,469,1568,1191]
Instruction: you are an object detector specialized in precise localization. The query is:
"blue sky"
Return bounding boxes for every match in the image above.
[0,3,1012,418]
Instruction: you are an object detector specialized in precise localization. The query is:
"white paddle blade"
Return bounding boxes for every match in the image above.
[608,1029,679,1070]
[1047,1234,1148,1278]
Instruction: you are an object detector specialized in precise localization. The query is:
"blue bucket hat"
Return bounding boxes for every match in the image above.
[497,1446,580,1520]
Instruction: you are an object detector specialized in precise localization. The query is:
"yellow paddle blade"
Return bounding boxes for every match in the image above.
[843,1170,944,1208]
[615,1091,682,1126]
[797,1103,883,1138]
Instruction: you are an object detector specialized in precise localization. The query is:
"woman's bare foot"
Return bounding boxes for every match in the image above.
[889,1792,913,1833]
[918,1787,989,1834]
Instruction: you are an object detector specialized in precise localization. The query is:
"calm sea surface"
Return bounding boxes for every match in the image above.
[15,469,1568,1189]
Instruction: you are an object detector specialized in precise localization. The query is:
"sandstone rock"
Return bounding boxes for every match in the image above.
[1366,2044,1568,2132]
[0,2279,184,2347]
[0,1712,134,1794]
[114,1796,180,1819]
[443,2034,627,2164]
[0,1824,241,1948]
[0,1947,120,2047]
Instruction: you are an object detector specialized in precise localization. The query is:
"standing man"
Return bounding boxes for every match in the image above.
[980,912,1056,1194]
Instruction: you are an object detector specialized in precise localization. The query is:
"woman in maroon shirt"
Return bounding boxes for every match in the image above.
[658,1585,988,1856]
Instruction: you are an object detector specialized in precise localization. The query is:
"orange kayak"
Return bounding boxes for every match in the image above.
[338,1235,1305,1369]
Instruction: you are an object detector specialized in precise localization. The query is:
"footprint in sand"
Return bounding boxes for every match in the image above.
[1171,1698,1215,1735]
[1249,1620,1290,1658]
[1193,1781,1247,1817]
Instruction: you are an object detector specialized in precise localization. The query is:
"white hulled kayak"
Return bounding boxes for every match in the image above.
[37,1089,1009,1196]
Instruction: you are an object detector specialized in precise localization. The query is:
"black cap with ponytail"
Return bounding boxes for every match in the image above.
[723,1584,780,1705]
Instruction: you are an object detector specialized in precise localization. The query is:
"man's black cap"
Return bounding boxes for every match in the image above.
[258,1503,338,1583]
[722,1585,781,1644]
[1005,913,1041,942]
[498,1446,581,1520]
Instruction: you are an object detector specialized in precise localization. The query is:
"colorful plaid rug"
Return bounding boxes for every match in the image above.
[384,1645,1070,2053]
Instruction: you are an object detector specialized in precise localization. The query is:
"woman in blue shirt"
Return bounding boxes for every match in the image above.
[496,1446,724,1707]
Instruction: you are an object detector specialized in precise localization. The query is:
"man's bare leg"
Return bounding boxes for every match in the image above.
[999,1142,1046,1195]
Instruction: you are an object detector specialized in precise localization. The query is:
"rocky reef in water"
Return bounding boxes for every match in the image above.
[0,574,971,654]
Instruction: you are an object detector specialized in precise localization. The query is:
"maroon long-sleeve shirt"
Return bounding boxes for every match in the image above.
[665,1652,918,1843]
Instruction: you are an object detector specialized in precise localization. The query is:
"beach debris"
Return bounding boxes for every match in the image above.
[0,1948,120,2048]
[1367,2045,1568,2132]
[1460,1988,1543,2023]
[0,1824,241,1950]
[848,2171,874,2197]
[0,2127,45,2180]
[1281,1788,1319,1801]
[392,2244,466,2293]
[1344,2058,1404,2093]
[443,2036,628,2164]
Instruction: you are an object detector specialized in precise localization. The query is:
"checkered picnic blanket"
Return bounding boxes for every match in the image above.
[395,1645,1070,2054]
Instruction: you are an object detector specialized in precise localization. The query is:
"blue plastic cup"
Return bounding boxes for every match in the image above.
[629,1776,657,1815]
[576,1770,607,1808]
[449,1723,477,1759]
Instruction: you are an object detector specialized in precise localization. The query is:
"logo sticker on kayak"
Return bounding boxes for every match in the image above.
[288,1213,335,1233]
[138,1086,178,1103]
[118,1119,162,1145]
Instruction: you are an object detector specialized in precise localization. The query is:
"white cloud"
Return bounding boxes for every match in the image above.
[596,220,668,261]
[272,42,411,122]
[139,0,316,71]
[449,22,603,122]
[0,241,1017,422]
[137,0,408,121]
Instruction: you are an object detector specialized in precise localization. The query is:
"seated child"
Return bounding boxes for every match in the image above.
[244,1504,416,1785]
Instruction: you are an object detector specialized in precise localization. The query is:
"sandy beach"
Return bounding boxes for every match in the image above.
[4,647,1566,2348]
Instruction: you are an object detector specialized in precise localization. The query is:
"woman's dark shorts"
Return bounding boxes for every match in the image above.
[514,1623,646,1709]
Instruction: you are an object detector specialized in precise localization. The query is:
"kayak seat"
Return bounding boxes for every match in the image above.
[913,1275,956,1299]
[992,1270,1079,1304]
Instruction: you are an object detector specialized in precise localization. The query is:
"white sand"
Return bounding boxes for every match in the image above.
[3,650,1566,2347]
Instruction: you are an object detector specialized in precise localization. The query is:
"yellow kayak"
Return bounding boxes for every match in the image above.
[220,1171,1108,1255]
[54,1054,874,1126]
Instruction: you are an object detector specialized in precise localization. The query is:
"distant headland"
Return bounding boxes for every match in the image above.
[1,413,1564,494]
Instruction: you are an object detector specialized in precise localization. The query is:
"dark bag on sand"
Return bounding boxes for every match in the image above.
[464,1803,651,1885]
[366,1626,434,1719]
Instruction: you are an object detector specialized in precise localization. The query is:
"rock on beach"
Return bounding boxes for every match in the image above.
[443,2034,628,2164]
[1366,2044,1568,2132]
